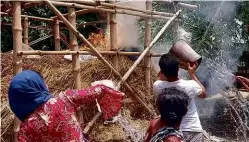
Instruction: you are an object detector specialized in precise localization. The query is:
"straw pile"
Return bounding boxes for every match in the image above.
[1,51,157,141]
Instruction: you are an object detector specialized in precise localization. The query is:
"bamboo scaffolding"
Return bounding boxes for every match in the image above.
[51,9,96,19]
[23,17,29,45]
[68,7,81,90]
[12,2,22,142]
[49,1,172,20]
[144,0,152,96]
[68,6,83,126]
[118,10,181,87]
[45,0,154,118]
[74,0,174,17]
[1,12,56,22]
[54,20,60,51]
[17,50,164,57]
[110,0,118,70]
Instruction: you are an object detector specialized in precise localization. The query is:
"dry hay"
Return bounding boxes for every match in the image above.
[1,52,157,142]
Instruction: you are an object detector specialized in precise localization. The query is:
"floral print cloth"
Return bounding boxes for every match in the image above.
[18,85,124,142]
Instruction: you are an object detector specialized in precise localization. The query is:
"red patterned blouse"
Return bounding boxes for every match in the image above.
[17,85,124,142]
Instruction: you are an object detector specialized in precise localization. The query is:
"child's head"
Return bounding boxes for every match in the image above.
[156,87,189,127]
[159,53,179,78]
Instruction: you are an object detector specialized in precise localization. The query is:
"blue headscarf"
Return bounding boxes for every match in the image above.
[8,70,52,121]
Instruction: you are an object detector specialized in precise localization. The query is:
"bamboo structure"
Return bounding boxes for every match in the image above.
[54,20,60,51]
[68,7,81,90]
[109,0,118,70]
[17,50,164,56]
[118,10,181,86]
[49,1,172,20]
[23,16,28,45]
[2,0,198,138]
[44,0,154,117]
[144,0,152,96]
[74,0,174,17]
[12,2,22,142]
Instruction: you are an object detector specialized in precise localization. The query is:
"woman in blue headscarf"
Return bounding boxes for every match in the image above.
[9,70,124,142]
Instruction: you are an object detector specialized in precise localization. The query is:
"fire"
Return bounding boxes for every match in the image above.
[80,31,108,51]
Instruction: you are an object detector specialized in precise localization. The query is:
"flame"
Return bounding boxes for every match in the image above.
[80,31,108,51]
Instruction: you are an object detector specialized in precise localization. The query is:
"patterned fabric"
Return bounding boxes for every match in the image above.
[182,131,204,142]
[18,85,124,142]
[149,127,185,142]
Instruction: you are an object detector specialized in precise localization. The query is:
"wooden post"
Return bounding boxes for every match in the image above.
[68,6,83,126]
[12,1,22,142]
[54,20,60,50]
[68,7,81,89]
[144,0,152,96]
[45,0,155,116]
[109,0,118,70]
[23,16,28,44]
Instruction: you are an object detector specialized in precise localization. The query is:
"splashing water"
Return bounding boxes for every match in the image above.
[116,115,145,142]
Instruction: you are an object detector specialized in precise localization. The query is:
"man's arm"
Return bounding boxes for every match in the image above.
[188,63,206,98]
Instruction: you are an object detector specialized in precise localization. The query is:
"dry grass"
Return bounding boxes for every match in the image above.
[1,52,157,142]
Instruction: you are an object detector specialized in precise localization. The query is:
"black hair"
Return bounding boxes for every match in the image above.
[159,53,179,77]
[156,87,189,127]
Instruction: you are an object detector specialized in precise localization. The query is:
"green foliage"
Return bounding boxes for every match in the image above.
[1,5,102,52]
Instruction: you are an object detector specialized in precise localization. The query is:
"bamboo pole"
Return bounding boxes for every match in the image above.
[45,0,154,116]
[74,0,174,17]
[118,10,181,87]
[144,0,152,96]
[49,1,172,20]
[23,16,29,44]
[12,2,22,142]
[54,20,60,51]
[83,112,101,133]
[110,0,118,70]
[51,9,96,19]
[68,7,81,90]
[17,50,164,57]
[1,12,65,23]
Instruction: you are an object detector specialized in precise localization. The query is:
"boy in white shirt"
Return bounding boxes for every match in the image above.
[153,53,206,142]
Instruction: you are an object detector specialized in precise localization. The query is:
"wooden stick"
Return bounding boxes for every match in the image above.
[74,0,174,17]
[1,12,64,23]
[12,2,23,142]
[119,10,181,86]
[51,9,96,19]
[144,0,152,97]
[54,20,60,51]
[17,50,164,57]
[49,1,172,20]
[83,112,101,134]
[110,0,118,70]
[68,6,81,90]
[23,16,29,45]
[45,0,154,116]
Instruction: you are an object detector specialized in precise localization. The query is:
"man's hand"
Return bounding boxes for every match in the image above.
[187,62,198,75]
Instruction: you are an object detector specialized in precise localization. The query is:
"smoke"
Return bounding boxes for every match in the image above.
[106,0,146,49]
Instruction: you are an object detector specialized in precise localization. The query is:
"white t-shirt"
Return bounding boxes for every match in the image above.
[153,79,203,132]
